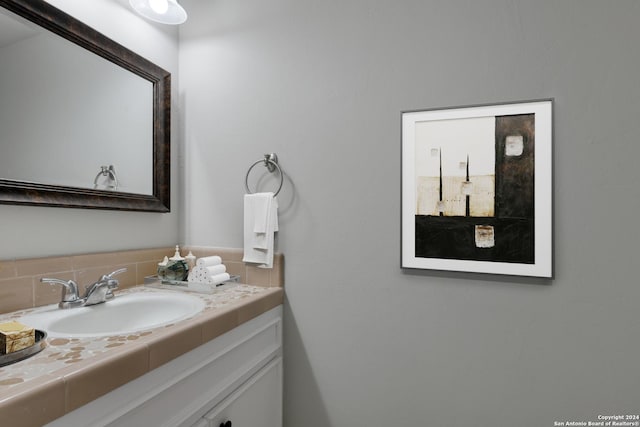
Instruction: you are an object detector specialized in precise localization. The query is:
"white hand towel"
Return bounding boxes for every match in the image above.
[250,193,272,250]
[243,193,278,268]
[252,192,272,233]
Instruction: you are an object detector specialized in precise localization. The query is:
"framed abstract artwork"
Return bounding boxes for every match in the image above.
[401,100,553,278]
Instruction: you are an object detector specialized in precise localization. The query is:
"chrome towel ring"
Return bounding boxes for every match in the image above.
[244,153,283,197]
[94,165,118,190]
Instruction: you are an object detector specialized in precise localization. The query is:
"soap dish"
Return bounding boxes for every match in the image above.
[0,330,47,367]
[144,275,240,294]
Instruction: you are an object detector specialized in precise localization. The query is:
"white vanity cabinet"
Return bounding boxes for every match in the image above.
[200,357,282,427]
[195,357,282,427]
[46,306,283,427]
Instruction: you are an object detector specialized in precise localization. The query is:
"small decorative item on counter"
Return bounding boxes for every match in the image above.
[157,245,189,281]
[0,321,35,355]
[185,251,196,270]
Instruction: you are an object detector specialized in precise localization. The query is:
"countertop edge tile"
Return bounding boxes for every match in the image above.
[198,305,240,343]
[237,288,285,324]
[63,342,150,412]
[147,320,203,370]
[0,374,66,427]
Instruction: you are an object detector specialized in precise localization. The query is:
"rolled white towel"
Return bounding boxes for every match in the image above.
[209,272,231,285]
[206,264,226,276]
[187,265,210,283]
[188,264,229,284]
[196,256,222,267]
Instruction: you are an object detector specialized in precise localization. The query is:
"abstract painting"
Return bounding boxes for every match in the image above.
[401,100,553,277]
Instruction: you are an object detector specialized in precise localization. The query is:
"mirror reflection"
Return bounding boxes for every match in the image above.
[0,8,153,195]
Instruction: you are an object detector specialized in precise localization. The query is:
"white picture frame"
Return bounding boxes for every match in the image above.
[401,100,553,278]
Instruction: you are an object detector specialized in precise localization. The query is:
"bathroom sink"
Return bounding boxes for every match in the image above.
[19,291,205,338]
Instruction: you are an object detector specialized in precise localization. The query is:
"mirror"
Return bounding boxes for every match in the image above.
[0,0,170,212]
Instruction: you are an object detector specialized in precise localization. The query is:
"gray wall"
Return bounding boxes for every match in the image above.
[180,0,640,426]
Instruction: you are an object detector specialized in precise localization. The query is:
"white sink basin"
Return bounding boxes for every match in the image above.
[19,292,205,338]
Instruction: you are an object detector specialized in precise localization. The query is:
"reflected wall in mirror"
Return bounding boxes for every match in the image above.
[0,0,170,212]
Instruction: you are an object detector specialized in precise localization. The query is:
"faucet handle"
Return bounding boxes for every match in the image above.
[101,268,127,296]
[41,277,82,308]
[41,278,80,300]
[102,268,127,280]
[41,277,74,287]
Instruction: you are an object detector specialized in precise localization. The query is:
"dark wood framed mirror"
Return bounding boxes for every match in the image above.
[0,0,170,212]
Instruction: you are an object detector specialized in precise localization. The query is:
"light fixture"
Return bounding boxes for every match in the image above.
[129,0,187,25]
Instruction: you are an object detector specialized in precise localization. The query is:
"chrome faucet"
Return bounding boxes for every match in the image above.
[41,268,127,309]
[84,268,126,306]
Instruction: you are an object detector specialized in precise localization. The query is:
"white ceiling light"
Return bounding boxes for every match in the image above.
[129,0,187,25]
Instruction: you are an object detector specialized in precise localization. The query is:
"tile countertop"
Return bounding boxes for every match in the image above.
[0,284,283,427]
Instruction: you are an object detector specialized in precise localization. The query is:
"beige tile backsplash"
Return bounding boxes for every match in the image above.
[0,246,284,315]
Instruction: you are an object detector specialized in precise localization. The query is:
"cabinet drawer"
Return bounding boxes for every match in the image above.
[203,357,283,427]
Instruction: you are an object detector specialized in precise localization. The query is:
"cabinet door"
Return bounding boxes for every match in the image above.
[204,357,282,427]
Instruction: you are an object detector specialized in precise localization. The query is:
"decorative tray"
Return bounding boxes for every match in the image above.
[143,275,240,294]
[0,330,47,367]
